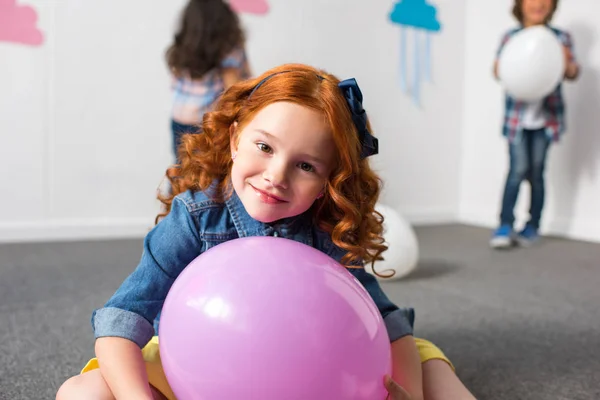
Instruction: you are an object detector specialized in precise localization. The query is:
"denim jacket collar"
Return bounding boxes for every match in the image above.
[224,188,314,247]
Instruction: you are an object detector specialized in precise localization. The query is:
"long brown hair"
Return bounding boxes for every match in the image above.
[512,0,559,24]
[166,0,244,79]
[158,64,387,267]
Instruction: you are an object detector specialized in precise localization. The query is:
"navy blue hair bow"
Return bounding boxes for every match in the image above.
[248,74,379,159]
[338,78,378,159]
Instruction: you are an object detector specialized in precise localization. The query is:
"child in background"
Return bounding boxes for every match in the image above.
[490,0,579,249]
[166,0,250,161]
[56,64,475,400]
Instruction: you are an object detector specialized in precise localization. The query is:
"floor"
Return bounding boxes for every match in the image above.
[1,224,599,399]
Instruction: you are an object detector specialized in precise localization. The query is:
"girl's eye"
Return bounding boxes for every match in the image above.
[298,162,315,172]
[257,143,272,153]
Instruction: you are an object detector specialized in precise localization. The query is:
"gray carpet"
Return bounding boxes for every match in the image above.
[1,224,599,400]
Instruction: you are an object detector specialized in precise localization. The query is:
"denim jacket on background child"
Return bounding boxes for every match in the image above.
[497,26,577,142]
[92,187,415,348]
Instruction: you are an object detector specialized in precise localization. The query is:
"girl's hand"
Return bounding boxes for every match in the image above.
[384,375,414,400]
[563,46,573,64]
[563,46,579,80]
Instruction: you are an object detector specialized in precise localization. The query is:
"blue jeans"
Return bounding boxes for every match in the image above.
[171,120,199,161]
[499,128,551,229]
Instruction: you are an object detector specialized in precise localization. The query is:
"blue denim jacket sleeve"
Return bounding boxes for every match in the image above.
[347,267,415,342]
[92,197,202,348]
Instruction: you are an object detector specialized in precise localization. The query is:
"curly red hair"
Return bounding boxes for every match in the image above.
[158,64,387,267]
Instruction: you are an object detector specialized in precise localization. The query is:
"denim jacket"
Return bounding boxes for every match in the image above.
[92,188,415,348]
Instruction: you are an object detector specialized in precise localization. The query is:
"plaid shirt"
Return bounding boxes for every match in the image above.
[496,26,577,142]
[171,46,250,124]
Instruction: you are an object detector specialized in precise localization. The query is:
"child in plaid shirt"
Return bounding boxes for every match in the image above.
[166,0,251,162]
[490,0,579,249]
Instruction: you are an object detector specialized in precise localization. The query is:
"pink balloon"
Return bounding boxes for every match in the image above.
[159,236,391,400]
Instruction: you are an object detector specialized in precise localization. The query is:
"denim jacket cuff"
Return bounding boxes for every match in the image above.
[93,307,155,348]
[384,308,415,342]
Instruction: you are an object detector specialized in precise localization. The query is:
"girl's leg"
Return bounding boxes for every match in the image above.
[491,136,529,248]
[56,369,167,400]
[499,137,529,228]
[422,359,477,400]
[56,370,114,400]
[526,128,551,229]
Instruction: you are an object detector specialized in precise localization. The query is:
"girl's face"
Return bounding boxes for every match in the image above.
[522,0,553,26]
[230,102,335,223]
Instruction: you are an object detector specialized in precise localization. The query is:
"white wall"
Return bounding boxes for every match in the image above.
[3,0,599,244]
[0,0,466,242]
[241,0,466,224]
[460,0,600,242]
[0,0,185,241]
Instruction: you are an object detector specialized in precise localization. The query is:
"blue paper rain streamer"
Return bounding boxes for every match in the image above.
[413,30,420,105]
[400,27,407,93]
[424,33,431,82]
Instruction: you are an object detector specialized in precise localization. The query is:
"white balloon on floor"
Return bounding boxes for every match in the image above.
[366,203,419,281]
[498,25,565,102]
